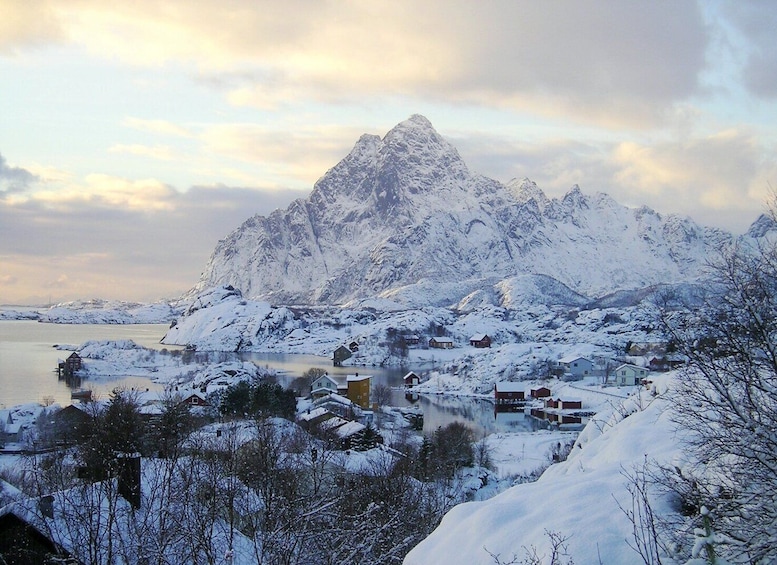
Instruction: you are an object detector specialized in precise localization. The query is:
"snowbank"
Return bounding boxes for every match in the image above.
[404,375,682,564]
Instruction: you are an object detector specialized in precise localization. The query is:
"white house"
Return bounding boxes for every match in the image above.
[311,374,346,399]
[612,363,648,386]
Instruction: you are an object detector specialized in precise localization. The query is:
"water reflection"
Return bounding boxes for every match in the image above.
[240,352,539,436]
[0,321,536,436]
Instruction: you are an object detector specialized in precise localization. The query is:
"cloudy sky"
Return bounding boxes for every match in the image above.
[2,1,776,305]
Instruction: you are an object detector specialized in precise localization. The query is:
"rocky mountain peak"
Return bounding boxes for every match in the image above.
[746,213,777,239]
[190,116,753,306]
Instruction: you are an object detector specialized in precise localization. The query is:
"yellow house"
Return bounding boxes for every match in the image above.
[347,373,372,409]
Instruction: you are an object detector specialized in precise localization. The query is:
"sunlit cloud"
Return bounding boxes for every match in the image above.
[25,174,178,211]
[2,1,714,128]
[0,0,64,54]
[199,123,363,185]
[0,179,302,303]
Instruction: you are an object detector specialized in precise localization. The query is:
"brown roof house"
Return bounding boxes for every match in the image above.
[429,337,454,349]
[469,334,492,348]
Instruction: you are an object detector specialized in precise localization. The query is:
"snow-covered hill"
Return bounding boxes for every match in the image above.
[404,375,687,564]
[40,299,179,324]
[190,115,742,307]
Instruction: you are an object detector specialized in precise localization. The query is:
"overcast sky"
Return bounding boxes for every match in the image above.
[2,1,776,305]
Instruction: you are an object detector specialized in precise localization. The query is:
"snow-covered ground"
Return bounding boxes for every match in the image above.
[405,375,684,564]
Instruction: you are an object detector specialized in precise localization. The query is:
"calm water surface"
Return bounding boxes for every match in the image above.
[0,320,174,408]
[0,321,529,435]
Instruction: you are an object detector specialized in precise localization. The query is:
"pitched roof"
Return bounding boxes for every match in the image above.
[559,355,590,364]
[298,407,329,422]
[495,381,524,393]
[347,374,371,382]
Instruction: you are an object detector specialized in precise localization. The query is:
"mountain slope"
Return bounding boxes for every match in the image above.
[191,115,735,306]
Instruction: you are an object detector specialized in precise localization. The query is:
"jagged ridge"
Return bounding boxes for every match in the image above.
[191,115,764,306]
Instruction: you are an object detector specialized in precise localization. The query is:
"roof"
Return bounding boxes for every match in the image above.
[430,337,454,343]
[495,382,524,393]
[559,355,590,364]
[615,363,647,372]
[347,374,371,382]
[319,416,349,431]
[469,334,489,341]
[334,421,366,438]
[298,407,329,422]
[314,393,352,407]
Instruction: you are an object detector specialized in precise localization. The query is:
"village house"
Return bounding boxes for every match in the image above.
[311,373,347,399]
[611,363,648,386]
[0,506,76,564]
[57,352,82,377]
[429,337,454,349]
[494,382,526,407]
[49,404,92,447]
[530,386,552,399]
[333,345,352,366]
[297,407,335,430]
[404,334,420,346]
[0,412,22,446]
[648,355,686,372]
[469,334,492,348]
[403,371,420,388]
[558,355,593,380]
[312,393,356,421]
[346,373,372,409]
[557,398,582,410]
[529,395,587,427]
[179,392,209,407]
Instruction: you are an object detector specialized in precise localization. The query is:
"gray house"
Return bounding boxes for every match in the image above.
[558,355,593,379]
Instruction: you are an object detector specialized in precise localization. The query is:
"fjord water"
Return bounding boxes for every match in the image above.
[0,320,172,408]
[0,321,534,435]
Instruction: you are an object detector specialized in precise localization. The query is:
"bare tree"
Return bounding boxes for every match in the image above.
[371,383,393,408]
[657,233,777,563]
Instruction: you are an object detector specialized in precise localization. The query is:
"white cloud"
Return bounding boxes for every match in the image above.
[2,1,712,128]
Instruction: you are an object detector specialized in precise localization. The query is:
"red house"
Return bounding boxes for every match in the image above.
[494,382,525,406]
[530,386,551,398]
[180,392,209,407]
[403,371,421,387]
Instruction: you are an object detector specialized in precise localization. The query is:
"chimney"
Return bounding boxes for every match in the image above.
[117,453,141,509]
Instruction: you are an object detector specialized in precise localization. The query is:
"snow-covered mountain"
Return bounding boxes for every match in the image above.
[191,115,740,307]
